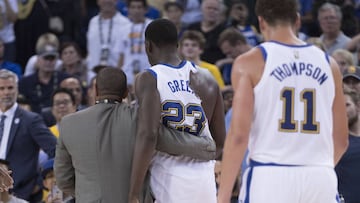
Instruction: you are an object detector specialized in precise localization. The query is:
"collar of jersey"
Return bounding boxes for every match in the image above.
[159,60,187,69]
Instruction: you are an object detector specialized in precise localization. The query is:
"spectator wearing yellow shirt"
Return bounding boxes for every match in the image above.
[49,88,77,137]
[179,30,225,88]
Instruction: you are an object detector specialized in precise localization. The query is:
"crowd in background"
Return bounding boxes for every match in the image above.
[0,0,360,202]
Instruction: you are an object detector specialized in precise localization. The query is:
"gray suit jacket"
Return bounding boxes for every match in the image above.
[55,102,216,203]
[55,103,136,203]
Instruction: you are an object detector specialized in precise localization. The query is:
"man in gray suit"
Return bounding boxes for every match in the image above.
[54,67,216,203]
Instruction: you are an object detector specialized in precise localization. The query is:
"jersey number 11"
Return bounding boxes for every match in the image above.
[279,87,320,134]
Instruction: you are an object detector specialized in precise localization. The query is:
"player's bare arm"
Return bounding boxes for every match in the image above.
[129,71,160,203]
[218,47,263,203]
[330,57,349,164]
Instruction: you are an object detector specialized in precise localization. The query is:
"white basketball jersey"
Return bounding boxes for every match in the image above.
[248,41,335,167]
[149,60,214,176]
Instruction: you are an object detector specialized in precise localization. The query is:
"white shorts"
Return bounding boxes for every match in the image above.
[238,161,340,203]
[150,163,216,203]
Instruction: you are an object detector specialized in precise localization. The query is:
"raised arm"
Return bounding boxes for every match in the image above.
[330,57,349,164]
[129,71,160,202]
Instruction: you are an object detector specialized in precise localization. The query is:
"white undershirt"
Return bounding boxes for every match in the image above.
[0,103,18,159]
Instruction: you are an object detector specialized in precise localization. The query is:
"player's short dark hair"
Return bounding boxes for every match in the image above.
[180,30,206,50]
[96,67,127,97]
[255,0,298,26]
[145,19,178,47]
[218,28,247,47]
[51,88,76,106]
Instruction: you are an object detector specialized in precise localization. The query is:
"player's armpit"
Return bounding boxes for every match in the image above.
[157,126,216,160]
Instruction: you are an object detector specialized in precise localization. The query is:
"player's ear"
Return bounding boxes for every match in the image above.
[145,40,152,54]
[258,16,265,33]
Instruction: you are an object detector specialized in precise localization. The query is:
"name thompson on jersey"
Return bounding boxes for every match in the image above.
[270,62,329,85]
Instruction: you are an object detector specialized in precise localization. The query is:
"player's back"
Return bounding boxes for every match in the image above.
[147,60,216,202]
[249,41,335,167]
[148,60,213,165]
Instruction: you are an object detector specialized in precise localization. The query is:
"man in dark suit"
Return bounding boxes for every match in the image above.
[0,69,57,202]
[55,67,216,203]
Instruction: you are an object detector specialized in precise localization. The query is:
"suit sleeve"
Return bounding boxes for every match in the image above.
[156,127,216,160]
[29,113,57,157]
[54,121,75,196]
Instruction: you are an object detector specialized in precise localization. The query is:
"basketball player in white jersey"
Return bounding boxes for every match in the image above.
[128,19,225,203]
[217,0,349,203]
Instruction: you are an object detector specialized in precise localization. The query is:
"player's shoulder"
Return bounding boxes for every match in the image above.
[232,46,265,86]
[234,46,264,70]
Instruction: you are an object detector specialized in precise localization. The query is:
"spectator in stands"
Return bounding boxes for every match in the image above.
[163,1,187,37]
[19,44,69,114]
[41,158,74,203]
[332,49,355,73]
[340,0,360,37]
[318,3,351,55]
[42,0,82,43]
[0,0,18,62]
[118,0,151,88]
[187,0,226,64]
[0,69,56,202]
[296,0,314,35]
[178,0,203,25]
[23,33,62,77]
[221,85,233,114]
[226,0,261,46]
[86,0,130,81]
[49,88,76,138]
[116,0,160,19]
[60,77,87,110]
[179,30,225,88]
[217,28,252,85]
[343,65,360,92]
[59,42,88,88]
[335,88,360,203]
[0,39,22,78]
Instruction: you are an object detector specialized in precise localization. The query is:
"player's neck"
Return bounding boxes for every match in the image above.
[158,53,182,67]
[265,26,305,45]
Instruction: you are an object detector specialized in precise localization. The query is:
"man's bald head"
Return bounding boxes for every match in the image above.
[96,67,127,98]
[60,77,83,106]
